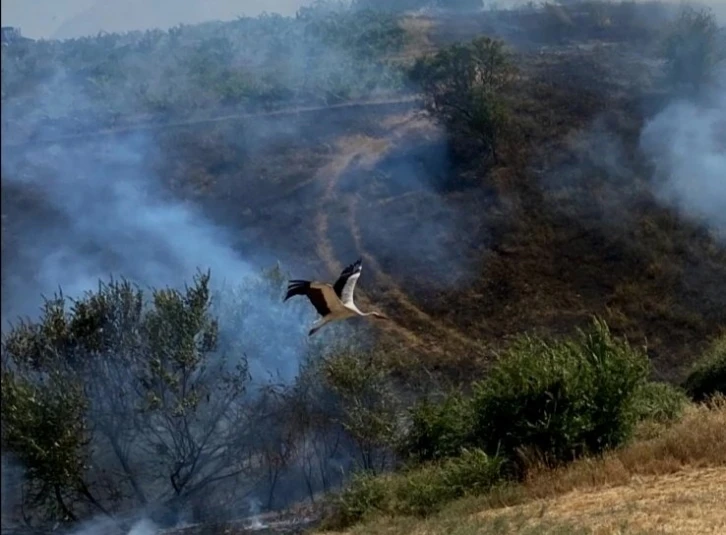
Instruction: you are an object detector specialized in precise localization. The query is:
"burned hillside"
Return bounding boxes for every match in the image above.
[1,2,725,533]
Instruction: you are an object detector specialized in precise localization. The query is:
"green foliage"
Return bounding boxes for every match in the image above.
[0,272,251,524]
[400,392,473,463]
[470,319,650,470]
[661,6,725,96]
[399,320,670,473]
[325,449,503,529]
[325,471,388,528]
[631,381,688,425]
[410,36,515,164]
[320,348,401,471]
[0,370,88,521]
[394,449,503,517]
[683,335,726,401]
[1,6,407,123]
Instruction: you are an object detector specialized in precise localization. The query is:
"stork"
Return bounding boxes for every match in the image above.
[284,258,389,336]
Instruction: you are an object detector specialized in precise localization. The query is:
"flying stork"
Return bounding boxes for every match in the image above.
[284,258,389,336]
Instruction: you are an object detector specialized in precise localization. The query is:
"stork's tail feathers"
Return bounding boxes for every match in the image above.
[284,279,311,302]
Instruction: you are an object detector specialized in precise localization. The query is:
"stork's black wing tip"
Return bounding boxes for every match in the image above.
[284,280,310,302]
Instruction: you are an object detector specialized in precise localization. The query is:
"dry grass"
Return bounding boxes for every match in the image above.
[316,397,726,535]
[524,395,726,498]
[391,16,437,64]
[478,468,726,535]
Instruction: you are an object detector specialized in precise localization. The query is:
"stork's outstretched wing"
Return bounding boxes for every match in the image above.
[333,258,362,306]
[285,280,346,317]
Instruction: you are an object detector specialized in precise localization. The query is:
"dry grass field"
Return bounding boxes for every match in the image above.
[318,397,726,535]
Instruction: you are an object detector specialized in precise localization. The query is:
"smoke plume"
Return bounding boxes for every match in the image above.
[640,71,726,241]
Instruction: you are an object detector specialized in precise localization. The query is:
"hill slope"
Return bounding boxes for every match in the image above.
[2,10,726,384]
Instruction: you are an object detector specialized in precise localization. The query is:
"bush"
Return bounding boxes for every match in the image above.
[470,318,650,471]
[410,36,515,165]
[632,381,689,424]
[683,335,726,401]
[325,449,503,528]
[400,392,473,463]
[661,6,725,96]
[326,471,388,528]
[320,348,401,472]
[394,449,503,517]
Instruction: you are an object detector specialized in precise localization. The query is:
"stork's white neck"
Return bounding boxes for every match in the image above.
[344,302,366,316]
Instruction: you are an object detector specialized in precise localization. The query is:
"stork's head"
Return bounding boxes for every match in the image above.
[352,258,363,274]
[370,311,389,321]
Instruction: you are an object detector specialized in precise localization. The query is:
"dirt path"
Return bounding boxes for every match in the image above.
[346,194,484,356]
[311,133,429,349]
[311,113,483,356]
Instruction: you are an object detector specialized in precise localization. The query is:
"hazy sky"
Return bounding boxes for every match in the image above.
[1,0,313,39]
[2,0,725,40]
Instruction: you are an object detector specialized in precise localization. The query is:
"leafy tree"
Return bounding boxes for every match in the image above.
[1,273,253,526]
[319,348,401,473]
[410,36,516,164]
[661,7,725,97]
[1,368,91,522]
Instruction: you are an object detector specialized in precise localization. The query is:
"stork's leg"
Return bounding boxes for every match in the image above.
[309,316,332,336]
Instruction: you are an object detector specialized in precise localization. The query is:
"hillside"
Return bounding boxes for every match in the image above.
[314,396,726,535]
[4,10,725,380]
[1,1,725,533]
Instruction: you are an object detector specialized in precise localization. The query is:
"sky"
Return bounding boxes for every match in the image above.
[3,0,726,40]
[1,0,313,39]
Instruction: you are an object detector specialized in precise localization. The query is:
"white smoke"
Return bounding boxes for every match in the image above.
[640,71,726,240]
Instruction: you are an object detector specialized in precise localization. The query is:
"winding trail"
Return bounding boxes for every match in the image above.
[311,114,484,356]
[311,134,428,349]
[346,194,484,355]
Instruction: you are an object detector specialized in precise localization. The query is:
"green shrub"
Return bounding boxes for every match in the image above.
[320,348,401,472]
[410,36,515,165]
[394,449,503,517]
[632,381,689,424]
[326,449,503,528]
[400,393,474,463]
[683,335,726,401]
[661,6,725,96]
[470,318,650,471]
[327,471,388,528]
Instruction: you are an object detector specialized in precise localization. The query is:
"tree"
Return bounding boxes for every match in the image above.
[662,7,725,97]
[319,348,400,473]
[1,273,254,527]
[410,36,516,165]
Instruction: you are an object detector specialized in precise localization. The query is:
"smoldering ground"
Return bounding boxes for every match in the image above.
[640,70,726,242]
